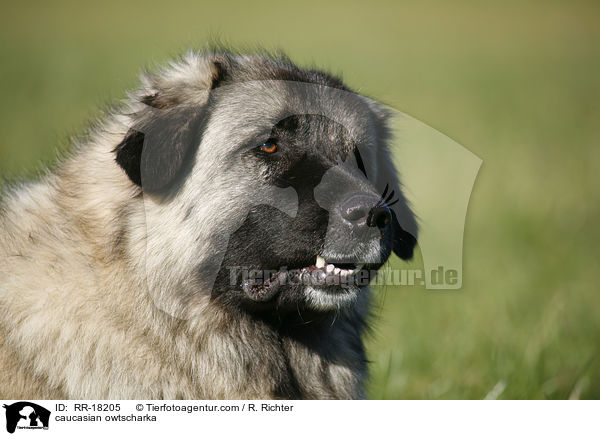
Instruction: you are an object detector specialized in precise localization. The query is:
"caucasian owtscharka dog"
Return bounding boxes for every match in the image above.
[0,49,417,399]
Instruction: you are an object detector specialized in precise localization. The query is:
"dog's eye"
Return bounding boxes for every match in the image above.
[259,142,277,153]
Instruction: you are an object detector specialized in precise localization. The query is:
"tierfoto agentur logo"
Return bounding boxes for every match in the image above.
[2,402,50,433]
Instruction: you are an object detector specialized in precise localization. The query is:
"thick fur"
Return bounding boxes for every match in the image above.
[0,50,416,399]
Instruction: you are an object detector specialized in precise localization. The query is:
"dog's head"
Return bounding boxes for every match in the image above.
[115,51,417,317]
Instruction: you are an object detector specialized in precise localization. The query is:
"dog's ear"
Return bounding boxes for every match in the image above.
[136,53,226,109]
[391,208,417,260]
[115,107,204,193]
[365,99,419,260]
[115,54,228,193]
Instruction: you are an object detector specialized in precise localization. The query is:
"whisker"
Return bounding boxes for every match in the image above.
[380,184,389,202]
[385,189,395,204]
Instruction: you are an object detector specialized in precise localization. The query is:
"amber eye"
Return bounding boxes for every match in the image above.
[259,142,278,153]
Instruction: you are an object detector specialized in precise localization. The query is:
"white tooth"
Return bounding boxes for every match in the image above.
[334,267,341,275]
[340,270,349,276]
[326,264,334,273]
[316,256,325,268]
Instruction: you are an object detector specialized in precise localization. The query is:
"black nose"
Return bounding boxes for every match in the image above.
[340,194,392,231]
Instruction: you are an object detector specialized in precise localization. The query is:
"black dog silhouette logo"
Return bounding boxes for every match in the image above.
[2,402,50,433]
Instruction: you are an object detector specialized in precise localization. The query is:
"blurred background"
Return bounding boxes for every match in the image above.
[1,0,598,399]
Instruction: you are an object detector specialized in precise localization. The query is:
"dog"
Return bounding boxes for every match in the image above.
[0,49,417,399]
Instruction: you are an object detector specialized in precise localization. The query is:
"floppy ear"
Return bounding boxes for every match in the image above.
[365,99,418,260]
[391,208,417,260]
[115,106,204,193]
[115,54,227,193]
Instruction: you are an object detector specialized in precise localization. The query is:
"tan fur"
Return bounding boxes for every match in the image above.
[0,153,363,398]
[0,51,373,399]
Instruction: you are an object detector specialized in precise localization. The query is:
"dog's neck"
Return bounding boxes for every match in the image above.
[177,299,370,399]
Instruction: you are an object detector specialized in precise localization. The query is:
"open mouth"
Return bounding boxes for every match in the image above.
[241,255,366,302]
[303,255,364,279]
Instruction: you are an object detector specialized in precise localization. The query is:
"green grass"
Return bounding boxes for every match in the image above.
[1,0,599,399]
